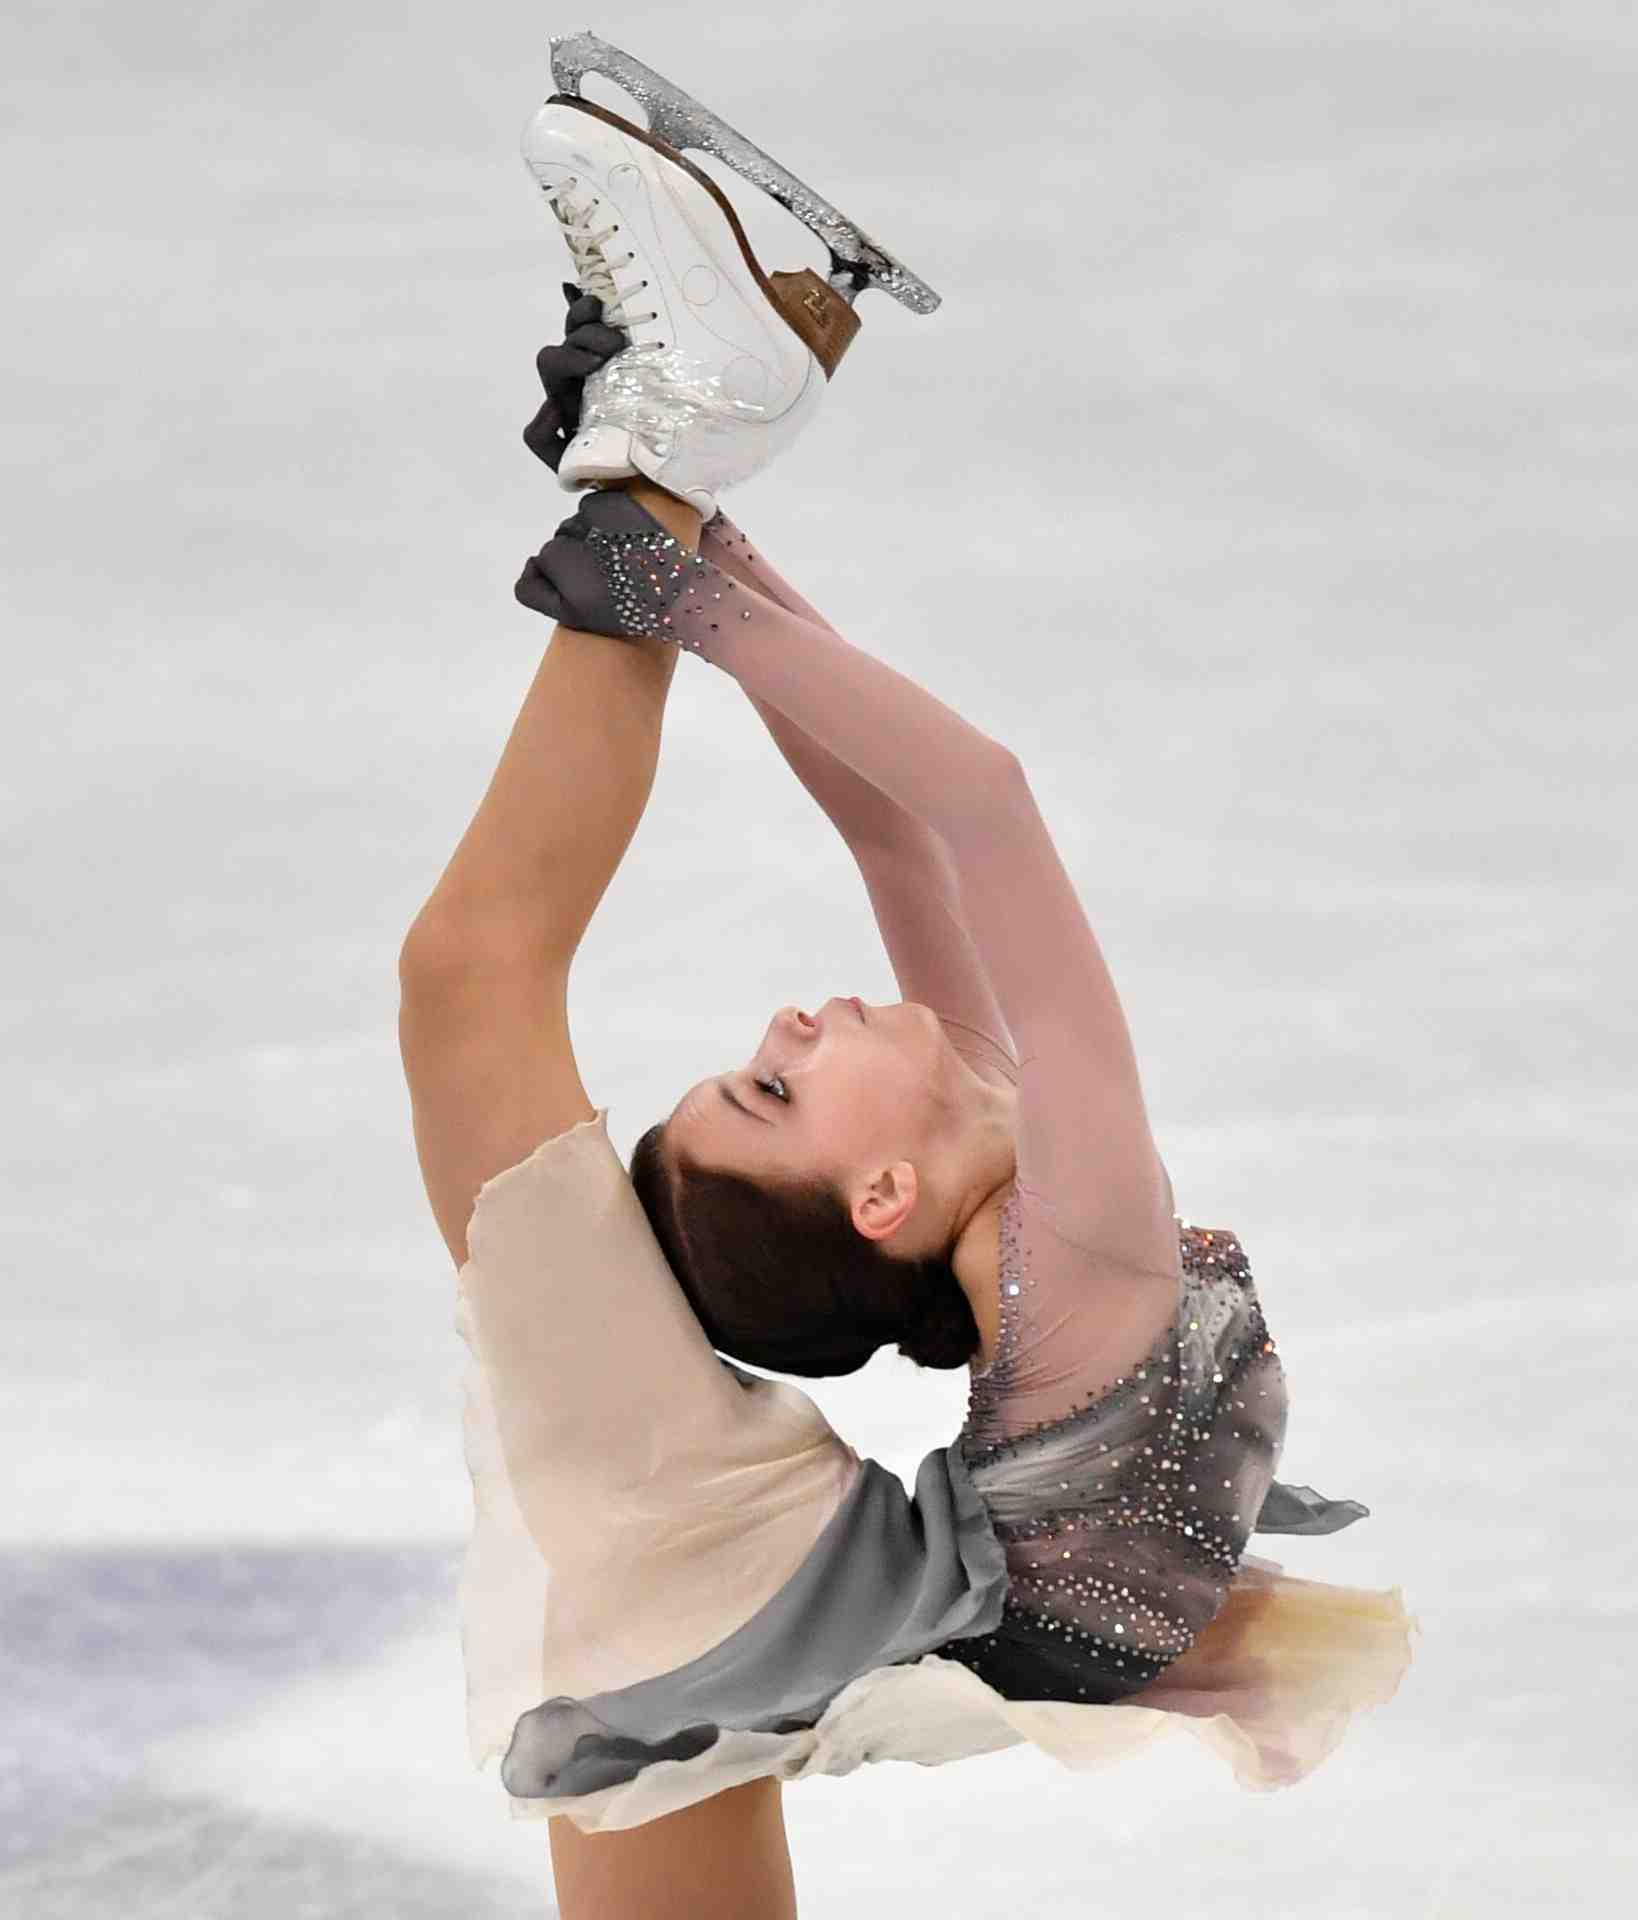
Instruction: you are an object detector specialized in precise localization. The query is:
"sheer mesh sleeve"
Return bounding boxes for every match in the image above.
[698,517,1020,1084]
[968,1185,1185,1441]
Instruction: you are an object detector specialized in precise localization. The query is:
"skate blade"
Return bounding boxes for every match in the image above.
[546,29,940,317]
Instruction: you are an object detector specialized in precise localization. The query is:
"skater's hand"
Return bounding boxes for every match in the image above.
[515,488,694,641]
[514,502,620,630]
[523,283,630,472]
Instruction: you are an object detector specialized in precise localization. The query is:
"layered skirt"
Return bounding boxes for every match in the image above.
[454,1109,1416,1834]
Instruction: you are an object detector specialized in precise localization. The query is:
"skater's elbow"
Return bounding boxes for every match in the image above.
[938,741,1032,846]
[974,740,1031,815]
[988,741,1026,787]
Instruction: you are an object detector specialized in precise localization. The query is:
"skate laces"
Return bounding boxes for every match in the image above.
[548,178,659,331]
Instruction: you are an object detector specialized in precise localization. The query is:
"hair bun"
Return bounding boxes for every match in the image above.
[896,1280,979,1372]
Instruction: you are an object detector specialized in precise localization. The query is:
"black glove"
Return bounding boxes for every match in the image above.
[522,283,631,472]
[514,487,702,641]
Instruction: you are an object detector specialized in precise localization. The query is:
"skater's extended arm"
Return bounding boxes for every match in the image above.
[752,693,1020,1083]
[701,523,1017,1078]
[678,519,1172,1272]
[520,499,1174,1274]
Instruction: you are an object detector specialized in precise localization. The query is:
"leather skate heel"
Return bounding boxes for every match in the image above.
[544,94,862,378]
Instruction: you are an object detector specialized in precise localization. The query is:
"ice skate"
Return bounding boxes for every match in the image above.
[520,30,941,518]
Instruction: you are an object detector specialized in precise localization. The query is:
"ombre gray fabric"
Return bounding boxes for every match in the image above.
[499,1437,1008,1799]
[943,1212,1342,1704]
[497,1417,1365,1803]
[1253,1479,1369,1535]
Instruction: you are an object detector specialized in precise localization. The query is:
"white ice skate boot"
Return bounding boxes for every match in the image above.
[520,33,943,519]
[521,98,838,518]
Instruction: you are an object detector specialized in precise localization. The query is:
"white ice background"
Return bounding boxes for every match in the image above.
[4,1,1633,1913]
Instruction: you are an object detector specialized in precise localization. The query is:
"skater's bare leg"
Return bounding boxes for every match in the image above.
[399,475,703,1265]
[407,475,701,954]
[548,1776,798,1920]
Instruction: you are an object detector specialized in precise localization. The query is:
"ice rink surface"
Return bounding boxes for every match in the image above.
[5,0,1633,1913]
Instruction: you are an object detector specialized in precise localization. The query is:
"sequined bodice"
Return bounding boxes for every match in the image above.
[945,1190,1288,1701]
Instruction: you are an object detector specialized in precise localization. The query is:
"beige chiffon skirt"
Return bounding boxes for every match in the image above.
[453,1108,1418,1834]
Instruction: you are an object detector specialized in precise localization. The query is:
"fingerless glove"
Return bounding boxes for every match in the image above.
[522,284,630,473]
[514,486,708,639]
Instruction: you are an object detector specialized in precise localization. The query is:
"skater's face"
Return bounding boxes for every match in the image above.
[664,997,959,1214]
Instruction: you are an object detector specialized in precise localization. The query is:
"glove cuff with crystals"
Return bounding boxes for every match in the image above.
[514,487,749,654]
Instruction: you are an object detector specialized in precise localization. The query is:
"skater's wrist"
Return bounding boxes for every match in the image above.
[596,477,701,552]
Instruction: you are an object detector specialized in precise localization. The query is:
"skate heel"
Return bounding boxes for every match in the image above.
[558,425,637,488]
[765,269,861,382]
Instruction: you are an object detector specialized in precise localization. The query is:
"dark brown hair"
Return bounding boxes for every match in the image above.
[626,1119,980,1378]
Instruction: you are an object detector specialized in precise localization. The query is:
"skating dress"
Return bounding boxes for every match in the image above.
[455,515,1417,1834]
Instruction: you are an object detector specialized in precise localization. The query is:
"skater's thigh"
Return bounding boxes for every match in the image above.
[549,1777,798,1920]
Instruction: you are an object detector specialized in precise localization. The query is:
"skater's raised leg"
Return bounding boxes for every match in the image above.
[398,477,700,1268]
[407,476,699,956]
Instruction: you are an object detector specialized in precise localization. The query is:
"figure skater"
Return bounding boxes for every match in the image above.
[397,73,1416,1920]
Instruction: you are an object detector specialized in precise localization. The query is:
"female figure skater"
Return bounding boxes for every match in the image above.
[398,112,1414,1920]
